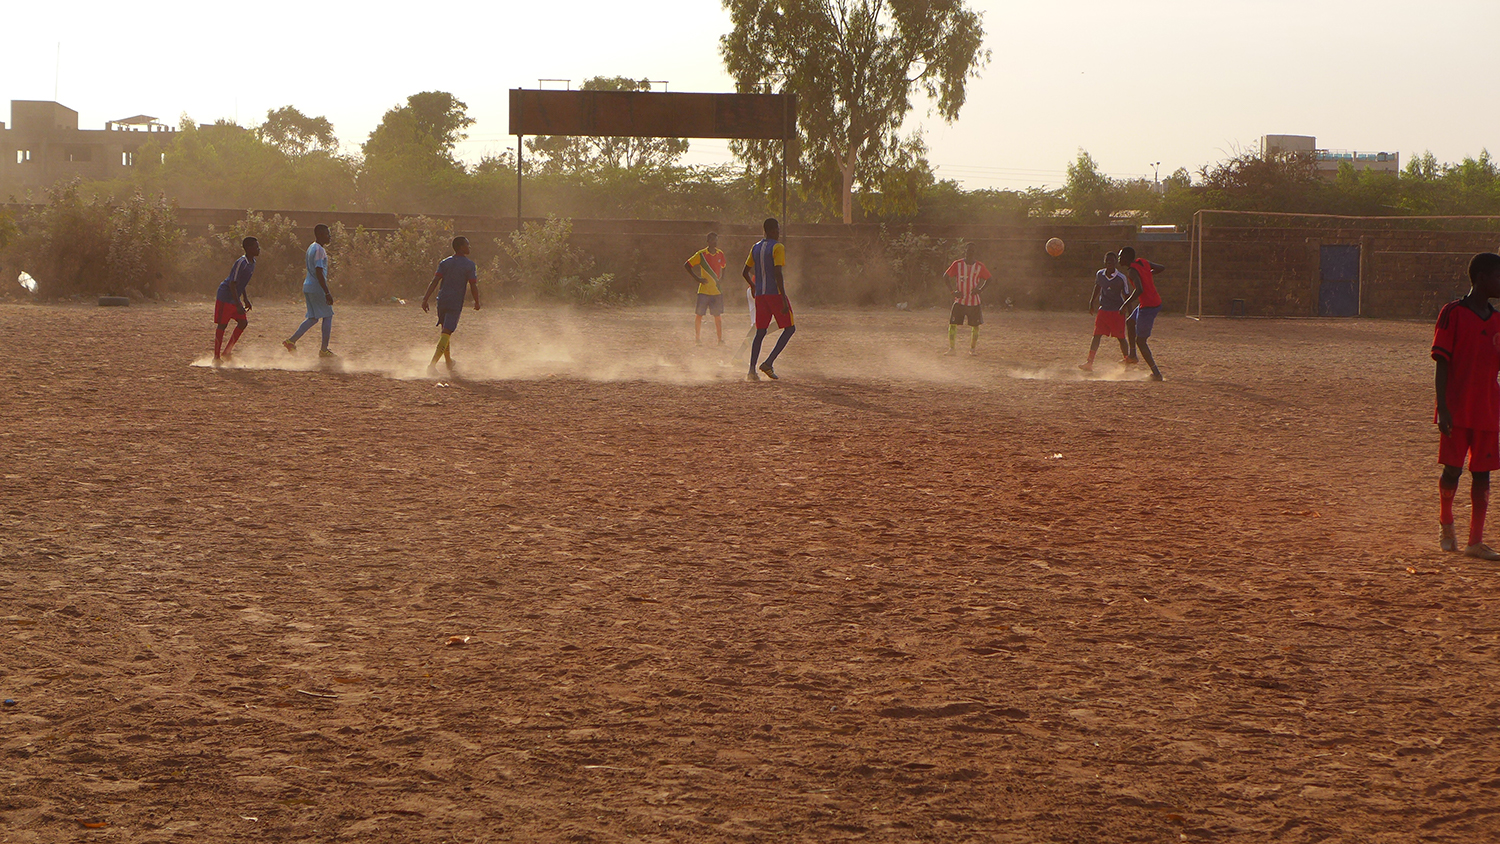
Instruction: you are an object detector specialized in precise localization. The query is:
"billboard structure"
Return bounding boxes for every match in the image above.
[508,89,798,228]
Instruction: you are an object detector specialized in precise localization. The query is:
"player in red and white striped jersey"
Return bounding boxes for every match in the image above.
[944,243,992,355]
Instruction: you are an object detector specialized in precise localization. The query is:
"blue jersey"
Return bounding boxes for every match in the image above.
[745,238,785,297]
[303,242,328,294]
[215,256,254,303]
[1095,269,1129,311]
[434,255,478,310]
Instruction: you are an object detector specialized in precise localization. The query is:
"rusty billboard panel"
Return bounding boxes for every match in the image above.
[509,90,796,140]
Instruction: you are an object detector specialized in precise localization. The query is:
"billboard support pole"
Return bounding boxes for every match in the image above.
[516,136,524,234]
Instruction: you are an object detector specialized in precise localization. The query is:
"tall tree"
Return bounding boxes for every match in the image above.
[256,106,337,157]
[721,0,988,223]
[360,92,475,212]
[526,77,690,174]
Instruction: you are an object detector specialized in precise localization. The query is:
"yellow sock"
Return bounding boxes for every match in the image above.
[970,326,979,349]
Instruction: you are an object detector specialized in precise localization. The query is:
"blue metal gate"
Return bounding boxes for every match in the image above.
[1318,245,1361,317]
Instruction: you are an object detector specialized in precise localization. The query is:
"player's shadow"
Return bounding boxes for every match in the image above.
[789,380,906,418]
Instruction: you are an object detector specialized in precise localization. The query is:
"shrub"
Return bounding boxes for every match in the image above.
[498,215,631,306]
[882,226,961,306]
[210,211,303,299]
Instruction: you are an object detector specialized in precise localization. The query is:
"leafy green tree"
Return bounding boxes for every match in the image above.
[526,77,690,174]
[1063,150,1115,221]
[360,92,476,212]
[256,106,337,157]
[721,0,989,222]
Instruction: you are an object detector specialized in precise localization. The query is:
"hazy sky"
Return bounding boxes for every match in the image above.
[8,0,1498,190]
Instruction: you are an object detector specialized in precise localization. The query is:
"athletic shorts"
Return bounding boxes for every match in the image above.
[436,308,461,334]
[304,291,334,320]
[696,293,725,316]
[1440,426,1500,472]
[214,300,247,324]
[1093,308,1126,338]
[949,303,983,326]
[754,294,794,330]
[1133,305,1162,339]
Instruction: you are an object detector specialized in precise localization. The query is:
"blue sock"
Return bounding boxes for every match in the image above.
[289,317,317,342]
[321,316,332,350]
[749,328,767,372]
[765,325,796,364]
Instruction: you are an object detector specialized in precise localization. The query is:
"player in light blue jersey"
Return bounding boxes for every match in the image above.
[283,224,336,357]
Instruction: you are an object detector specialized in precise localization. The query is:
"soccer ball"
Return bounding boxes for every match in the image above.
[1045,237,1065,257]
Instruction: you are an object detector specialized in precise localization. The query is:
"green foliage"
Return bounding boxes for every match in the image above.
[3,180,182,298]
[210,211,303,297]
[721,0,989,222]
[882,225,957,304]
[360,92,476,213]
[499,216,631,306]
[257,107,337,157]
[1063,150,1115,221]
[331,216,455,302]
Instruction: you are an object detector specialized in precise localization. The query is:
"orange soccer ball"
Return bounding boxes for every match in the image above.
[1045,237,1065,257]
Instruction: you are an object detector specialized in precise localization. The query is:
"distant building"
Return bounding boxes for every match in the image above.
[0,100,175,198]
[1262,134,1399,180]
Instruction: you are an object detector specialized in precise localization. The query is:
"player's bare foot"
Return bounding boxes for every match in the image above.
[968,349,978,356]
[1464,542,1500,560]
[943,348,956,356]
[1440,524,1459,552]
[1078,362,1093,372]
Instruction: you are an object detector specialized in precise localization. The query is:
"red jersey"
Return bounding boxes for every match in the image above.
[945,260,991,306]
[1433,299,1500,430]
[1130,258,1162,308]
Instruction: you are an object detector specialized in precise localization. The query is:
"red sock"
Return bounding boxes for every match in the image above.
[1470,480,1490,547]
[224,324,245,354]
[1441,481,1457,525]
[214,325,225,358]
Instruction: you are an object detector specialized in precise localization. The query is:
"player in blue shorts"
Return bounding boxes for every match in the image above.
[283,224,337,358]
[421,236,481,371]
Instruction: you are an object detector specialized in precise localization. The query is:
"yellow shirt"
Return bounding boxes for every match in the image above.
[687,248,728,296]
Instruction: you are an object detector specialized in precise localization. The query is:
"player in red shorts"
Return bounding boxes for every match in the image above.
[213,237,259,364]
[1433,252,1500,559]
[1080,251,1131,371]
[742,217,795,381]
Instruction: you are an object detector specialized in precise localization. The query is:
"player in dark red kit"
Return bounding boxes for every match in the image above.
[1433,252,1500,560]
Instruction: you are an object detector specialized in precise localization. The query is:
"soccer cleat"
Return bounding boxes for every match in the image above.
[758,362,778,380]
[1463,542,1500,561]
[1150,372,1164,382]
[943,348,956,356]
[1125,356,1139,365]
[1441,524,1459,552]
[283,340,297,353]
[319,349,338,358]
[1078,362,1094,372]
[746,370,760,382]
[969,349,978,356]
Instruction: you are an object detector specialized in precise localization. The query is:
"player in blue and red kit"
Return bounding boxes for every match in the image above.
[213,237,259,364]
[421,236,481,371]
[743,217,795,381]
[1433,252,1500,560]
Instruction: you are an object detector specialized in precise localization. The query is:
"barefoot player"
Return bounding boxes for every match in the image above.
[1080,251,1130,371]
[944,243,991,356]
[213,237,258,364]
[421,236,481,372]
[283,224,337,358]
[743,218,795,381]
[1119,246,1165,381]
[684,232,727,344]
[1433,252,1500,560]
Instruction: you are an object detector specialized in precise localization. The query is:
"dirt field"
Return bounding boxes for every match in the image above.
[2,300,1497,843]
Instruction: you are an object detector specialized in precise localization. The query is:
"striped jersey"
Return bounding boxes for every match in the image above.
[945,260,991,306]
[745,238,785,297]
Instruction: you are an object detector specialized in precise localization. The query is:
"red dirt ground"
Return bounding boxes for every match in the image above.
[1,301,1497,843]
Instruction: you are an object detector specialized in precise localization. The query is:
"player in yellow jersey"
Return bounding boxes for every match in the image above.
[683,232,728,344]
